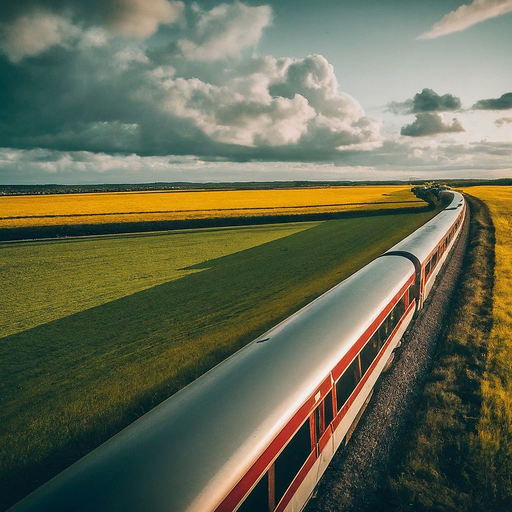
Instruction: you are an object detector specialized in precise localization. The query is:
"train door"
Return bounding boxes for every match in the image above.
[312,390,334,456]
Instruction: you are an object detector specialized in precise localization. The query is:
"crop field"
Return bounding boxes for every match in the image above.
[0,204,437,510]
[465,187,512,503]
[0,186,422,229]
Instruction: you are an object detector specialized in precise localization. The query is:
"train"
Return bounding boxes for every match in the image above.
[8,191,466,512]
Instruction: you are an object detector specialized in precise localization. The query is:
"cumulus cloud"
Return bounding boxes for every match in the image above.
[177,2,271,61]
[495,117,512,127]
[401,113,465,137]
[0,2,379,162]
[473,92,512,110]
[0,6,380,163]
[418,0,512,40]
[98,0,185,39]
[0,10,78,62]
[2,148,373,184]
[388,88,462,115]
[0,0,185,61]
[133,53,380,154]
[267,55,380,147]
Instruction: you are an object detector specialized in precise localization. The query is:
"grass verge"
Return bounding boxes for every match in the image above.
[384,194,503,511]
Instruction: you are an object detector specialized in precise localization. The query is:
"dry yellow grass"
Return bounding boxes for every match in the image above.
[0,186,422,229]
[464,186,512,501]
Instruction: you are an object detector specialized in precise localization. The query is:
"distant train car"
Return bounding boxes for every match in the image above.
[9,192,466,512]
[384,191,465,307]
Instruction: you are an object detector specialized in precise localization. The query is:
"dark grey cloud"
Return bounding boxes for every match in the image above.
[474,92,512,110]
[388,88,462,115]
[0,3,381,163]
[400,113,465,137]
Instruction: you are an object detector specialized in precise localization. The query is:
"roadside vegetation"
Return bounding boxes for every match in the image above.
[385,191,512,510]
[1,208,436,510]
[0,186,422,230]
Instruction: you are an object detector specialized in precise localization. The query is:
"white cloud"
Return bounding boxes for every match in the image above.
[418,0,512,40]
[78,28,110,49]
[268,55,381,148]
[3,145,512,185]
[495,117,512,127]
[177,2,272,61]
[0,10,78,62]
[137,53,380,152]
[104,0,185,39]
[0,3,378,160]
[0,1,185,62]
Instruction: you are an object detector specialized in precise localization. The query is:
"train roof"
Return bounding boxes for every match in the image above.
[384,192,464,265]
[11,256,415,512]
[443,191,464,210]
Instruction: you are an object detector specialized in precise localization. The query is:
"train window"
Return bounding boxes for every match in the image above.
[425,261,431,277]
[314,405,322,443]
[378,316,391,343]
[336,358,360,411]
[237,471,269,512]
[388,308,396,330]
[274,419,312,505]
[362,331,381,375]
[374,327,384,350]
[395,296,405,322]
[386,314,393,333]
[324,390,334,428]
[408,285,417,306]
[432,252,438,268]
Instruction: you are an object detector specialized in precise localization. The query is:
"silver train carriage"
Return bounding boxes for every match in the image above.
[9,192,466,512]
[384,191,466,307]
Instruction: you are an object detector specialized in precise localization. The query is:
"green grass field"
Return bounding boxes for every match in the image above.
[1,210,437,510]
[1,224,314,338]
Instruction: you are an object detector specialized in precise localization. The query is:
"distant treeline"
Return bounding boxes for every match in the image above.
[1,182,387,195]
[446,177,512,188]
[1,178,511,196]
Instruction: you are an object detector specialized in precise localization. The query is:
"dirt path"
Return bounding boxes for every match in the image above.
[305,207,470,512]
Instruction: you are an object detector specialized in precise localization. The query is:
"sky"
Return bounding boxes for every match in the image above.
[0,0,511,184]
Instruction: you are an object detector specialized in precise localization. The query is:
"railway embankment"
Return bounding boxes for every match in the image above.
[307,194,495,511]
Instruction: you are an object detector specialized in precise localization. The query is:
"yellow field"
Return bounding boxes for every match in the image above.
[464,186,512,492]
[0,186,422,229]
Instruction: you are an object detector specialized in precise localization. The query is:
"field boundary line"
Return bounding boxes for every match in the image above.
[0,204,433,242]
